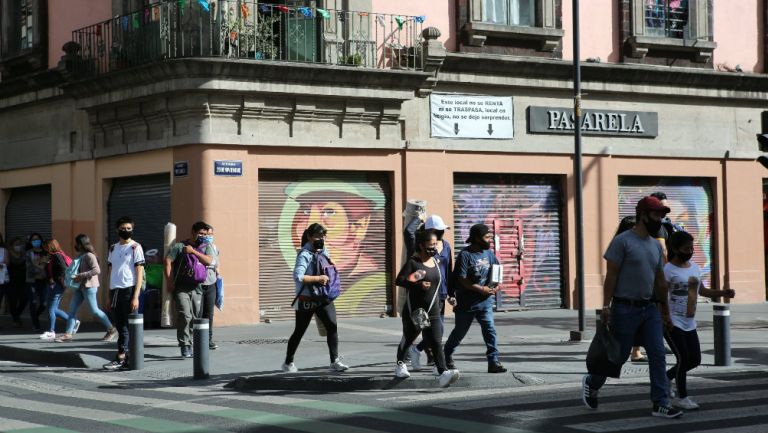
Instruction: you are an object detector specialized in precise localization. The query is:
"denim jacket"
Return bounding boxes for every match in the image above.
[293,243,330,295]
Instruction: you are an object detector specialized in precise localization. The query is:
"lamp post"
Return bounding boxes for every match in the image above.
[569,0,587,341]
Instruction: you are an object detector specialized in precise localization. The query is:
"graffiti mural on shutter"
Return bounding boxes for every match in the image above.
[617,176,714,289]
[453,173,564,309]
[259,171,392,321]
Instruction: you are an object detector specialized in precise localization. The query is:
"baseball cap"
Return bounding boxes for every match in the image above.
[636,196,671,214]
[465,223,491,244]
[425,215,449,231]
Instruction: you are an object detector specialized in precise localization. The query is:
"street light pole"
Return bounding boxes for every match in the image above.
[570,0,587,341]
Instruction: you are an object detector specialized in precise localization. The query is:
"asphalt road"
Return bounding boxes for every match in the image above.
[1,360,767,433]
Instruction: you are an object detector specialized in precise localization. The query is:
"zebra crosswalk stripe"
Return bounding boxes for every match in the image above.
[0,416,78,433]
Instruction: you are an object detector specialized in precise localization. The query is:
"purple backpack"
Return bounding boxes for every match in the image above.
[309,252,341,301]
[174,241,208,288]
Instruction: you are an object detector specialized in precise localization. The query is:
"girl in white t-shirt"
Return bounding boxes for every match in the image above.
[664,231,735,410]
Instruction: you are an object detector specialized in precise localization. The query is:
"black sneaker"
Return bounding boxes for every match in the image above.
[181,346,193,358]
[445,357,456,370]
[209,342,219,350]
[488,361,507,373]
[652,404,683,419]
[581,375,598,409]
[103,358,128,371]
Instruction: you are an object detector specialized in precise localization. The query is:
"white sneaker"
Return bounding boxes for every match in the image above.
[672,396,699,410]
[437,369,461,388]
[281,362,298,373]
[409,346,422,371]
[330,358,349,372]
[73,320,81,334]
[39,331,55,340]
[395,361,410,378]
[432,366,439,376]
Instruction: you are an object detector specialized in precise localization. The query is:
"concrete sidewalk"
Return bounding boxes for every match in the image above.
[1,303,767,390]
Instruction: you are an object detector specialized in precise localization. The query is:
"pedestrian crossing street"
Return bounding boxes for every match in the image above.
[0,364,767,433]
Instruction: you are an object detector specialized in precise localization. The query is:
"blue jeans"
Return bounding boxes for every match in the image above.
[66,287,113,333]
[444,297,500,363]
[587,302,669,406]
[47,282,70,332]
[29,280,48,329]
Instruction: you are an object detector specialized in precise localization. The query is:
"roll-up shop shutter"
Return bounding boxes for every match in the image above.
[453,173,565,309]
[4,185,52,242]
[618,176,714,289]
[107,174,170,254]
[259,171,392,321]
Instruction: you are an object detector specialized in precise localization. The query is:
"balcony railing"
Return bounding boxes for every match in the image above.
[69,1,425,77]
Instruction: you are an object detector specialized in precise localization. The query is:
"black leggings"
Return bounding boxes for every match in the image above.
[665,326,701,398]
[397,312,448,374]
[285,302,339,364]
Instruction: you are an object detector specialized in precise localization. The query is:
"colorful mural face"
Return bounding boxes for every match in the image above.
[453,175,564,308]
[265,175,390,314]
[617,177,713,288]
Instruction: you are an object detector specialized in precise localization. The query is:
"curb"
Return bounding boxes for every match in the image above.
[0,344,96,368]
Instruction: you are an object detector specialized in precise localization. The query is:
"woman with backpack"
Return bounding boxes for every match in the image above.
[26,233,49,332]
[55,234,117,343]
[395,228,459,387]
[282,223,349,373]
[39,239,74,340]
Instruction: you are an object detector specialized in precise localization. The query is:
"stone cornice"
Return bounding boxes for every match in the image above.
[441,53,768,100]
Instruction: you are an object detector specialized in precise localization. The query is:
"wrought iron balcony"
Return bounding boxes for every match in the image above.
[68,1,426,78]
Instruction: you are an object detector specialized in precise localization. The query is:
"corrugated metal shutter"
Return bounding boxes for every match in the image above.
[617,177,714,289]
[453,173,565,309]
[4,185,52,242]
[259,171,392,321]
[107,174,171,254]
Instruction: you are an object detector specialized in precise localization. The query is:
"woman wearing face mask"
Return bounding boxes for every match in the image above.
[55,234,117,343]
[6,237,28,328]
[282,223,349,373]
[26,233,49,332]
[38,239,73,340]
[395,228,459,387]
[663,230,735,410]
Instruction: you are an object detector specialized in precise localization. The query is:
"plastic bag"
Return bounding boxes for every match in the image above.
[586,323,624,378]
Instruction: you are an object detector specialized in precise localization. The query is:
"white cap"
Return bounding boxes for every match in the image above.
[425,215,450,230]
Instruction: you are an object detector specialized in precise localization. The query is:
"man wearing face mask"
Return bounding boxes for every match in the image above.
[581,196,681,419]
[164,221,214,358]
[443,224,507,374]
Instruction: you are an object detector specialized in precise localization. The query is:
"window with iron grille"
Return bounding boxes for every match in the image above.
[644,0,689,39]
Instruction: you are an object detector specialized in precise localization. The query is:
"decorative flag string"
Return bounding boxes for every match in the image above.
[415,16,426,23]
[376,15,386,27]
[358,12,369,17]
[298,6,312,17]
[132,12,140,29]
[276,5,289,13]
[259,4,270,13]
[121,15,129,30]
[178,0,186,14]
[316,8,330,19]
[394,16,404,29]
[240,3,249,19]
[198,0,210,12]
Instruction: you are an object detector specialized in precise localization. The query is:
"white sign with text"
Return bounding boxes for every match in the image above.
[430,94,514,139]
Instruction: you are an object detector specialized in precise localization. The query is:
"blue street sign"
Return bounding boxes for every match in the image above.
[174,161,189,177]
[214,160,243,176]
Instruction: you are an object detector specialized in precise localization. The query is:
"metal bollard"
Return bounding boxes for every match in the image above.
[193,318,210,379]
[128,313,144,370]
[713,303,731,366]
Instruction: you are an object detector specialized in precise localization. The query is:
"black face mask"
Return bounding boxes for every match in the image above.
[677,251,693,262]
[425,247,437,256]
[478,240,491,250]
[312,239,324,250]
[643,217,662,235]
[118,230,132,240]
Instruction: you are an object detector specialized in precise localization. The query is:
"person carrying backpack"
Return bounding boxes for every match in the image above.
[103,216,145,371]
[39,239,74,340]
[282,223,349,373]
[164,221,214,358]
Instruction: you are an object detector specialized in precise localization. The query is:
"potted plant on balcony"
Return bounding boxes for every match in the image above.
[344,52,362,66]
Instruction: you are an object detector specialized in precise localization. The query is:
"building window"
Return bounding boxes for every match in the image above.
[482,0,535,27]
[459,0,563,55]
[20,0,34,49]
[644,0,688,38]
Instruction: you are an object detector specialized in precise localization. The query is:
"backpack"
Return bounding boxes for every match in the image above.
[63,256,83,291]
[307,252,341,301]
[47,251,73,279]
[109,242,147,292]
[173,241,208,288]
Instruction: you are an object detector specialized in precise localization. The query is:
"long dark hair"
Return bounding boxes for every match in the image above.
[614,216,636,237]
[667,230,694,262]
[300,223,327,246]
[75,234,96,255]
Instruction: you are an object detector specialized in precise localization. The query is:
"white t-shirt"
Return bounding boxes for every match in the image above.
[664,262,701,331]
[108,241,145,290]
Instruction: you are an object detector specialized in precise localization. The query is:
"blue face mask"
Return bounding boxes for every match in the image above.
[204,236,214,244]
[31,240,42,248]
